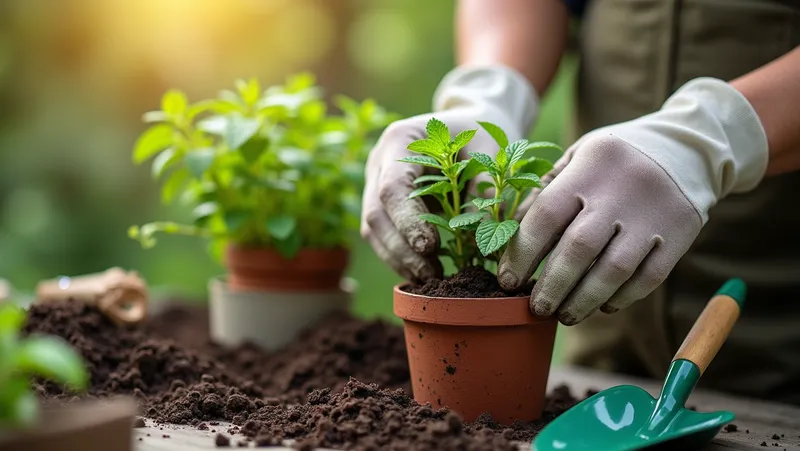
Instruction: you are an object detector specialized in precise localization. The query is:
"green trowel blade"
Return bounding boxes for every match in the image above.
[532,385,734,451]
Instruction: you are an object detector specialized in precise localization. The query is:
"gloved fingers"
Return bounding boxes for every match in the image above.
[362,226,416,282]
[363,207,441,282]
[498,188,582,291]
[375,131,439,256]
[513,146,576,222]
[528,211,617,317]
[555,228,652,325]
[601,240,669,313]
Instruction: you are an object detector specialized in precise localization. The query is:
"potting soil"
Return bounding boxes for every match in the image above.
[24,300,582,450]
[407,266,534,298]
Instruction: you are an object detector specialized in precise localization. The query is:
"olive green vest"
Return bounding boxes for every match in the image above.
[562,0,800,405]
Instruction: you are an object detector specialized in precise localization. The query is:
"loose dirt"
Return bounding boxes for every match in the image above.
[406,266,534,298]
[24,300,582,450]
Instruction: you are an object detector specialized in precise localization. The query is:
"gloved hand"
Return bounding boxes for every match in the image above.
[498,77,769,325]
[361,65,539,281]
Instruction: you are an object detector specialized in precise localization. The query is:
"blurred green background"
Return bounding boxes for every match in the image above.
[0,0,577,363]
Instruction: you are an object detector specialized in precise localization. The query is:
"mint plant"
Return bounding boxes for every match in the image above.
[128,73,397,259]
[402,118,562,271]
[0,304,88,428]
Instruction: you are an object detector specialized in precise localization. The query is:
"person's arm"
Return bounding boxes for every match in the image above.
[456,0,569,95]
[731,47,800,176]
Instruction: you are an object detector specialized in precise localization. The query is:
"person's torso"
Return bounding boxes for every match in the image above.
[571,0,800,403]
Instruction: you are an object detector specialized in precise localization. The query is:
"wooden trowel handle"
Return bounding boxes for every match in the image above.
[673,278,745,375]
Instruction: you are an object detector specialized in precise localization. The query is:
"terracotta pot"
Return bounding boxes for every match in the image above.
[393,285,557,424]
[225,245,349,292]
[0,397,137,451]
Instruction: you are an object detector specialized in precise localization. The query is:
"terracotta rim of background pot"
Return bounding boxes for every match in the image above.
[393,284,557,424]
[225,245,349,292]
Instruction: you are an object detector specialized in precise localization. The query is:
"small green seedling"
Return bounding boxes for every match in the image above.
[129,73,398,259]
[402,118,562,271]
[0,304,88,428]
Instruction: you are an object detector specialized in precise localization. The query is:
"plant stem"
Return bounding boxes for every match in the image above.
[506,190,523,221]
[448,176,466,264]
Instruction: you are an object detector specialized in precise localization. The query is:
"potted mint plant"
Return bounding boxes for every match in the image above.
[393,118,562,424]
[129,73,397,350]
[0,304,137,451]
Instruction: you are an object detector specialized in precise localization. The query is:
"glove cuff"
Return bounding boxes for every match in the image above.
[432,65,539,140]
[597,77,768,223]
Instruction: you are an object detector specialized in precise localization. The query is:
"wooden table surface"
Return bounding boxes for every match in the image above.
[135,365,800,450]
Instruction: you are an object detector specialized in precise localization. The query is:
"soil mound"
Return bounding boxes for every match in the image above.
[24,300,580,450]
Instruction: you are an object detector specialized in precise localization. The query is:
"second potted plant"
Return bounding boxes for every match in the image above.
[129,73,396,350]
[393,118,562,424]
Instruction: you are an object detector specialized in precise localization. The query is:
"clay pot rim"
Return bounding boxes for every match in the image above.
[393,284,556,327]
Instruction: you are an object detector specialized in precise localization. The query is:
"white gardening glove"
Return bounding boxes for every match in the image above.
[362,65,539,281]
[498,77,768,325]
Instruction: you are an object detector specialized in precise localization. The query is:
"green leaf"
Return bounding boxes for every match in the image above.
[236,77,261,105]
[449,212,485,229]
[0,304,25,335]
[506,139,530,170]
[192,202,219,220]
[476,220,520,256]
[468,152,498,175]
[151,147,179,179]
[197,115,228,135]
[508,172,542,190]
[407,139,443,158]
[425,117,450,146]
[495,147,508,171]
[516,157,554,177]
[1,378,38,427]
[472,197,505,210]
[184,148,215,178]
[142,110,168,123]
[526,141,564,161]
[398,156,442,169]
[418,213,451,230]
[162,90,188,116]
[408,181,451,199]
[476,181,494,195]
[133,124,174,163]
[161,168,190,204]
[225,116,261,150]
[477,121,509,148]
[266,215,296,240]
[456,159,487,191]
[239,137,268,164]
[413,174,448,185]
[223,211,250,233]
[274,230,302,259]
[452,129,477,152]
[16,336,88,390]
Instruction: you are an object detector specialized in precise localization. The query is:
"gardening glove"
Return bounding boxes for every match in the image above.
[498,77,768,325]
[362,65,539,281]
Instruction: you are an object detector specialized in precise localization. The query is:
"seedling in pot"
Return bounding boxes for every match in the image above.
[0,304,88,428]
[128,73,398,260]
[402,118,563,273]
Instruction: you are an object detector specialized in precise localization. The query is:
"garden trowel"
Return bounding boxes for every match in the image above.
[532,278,746,451]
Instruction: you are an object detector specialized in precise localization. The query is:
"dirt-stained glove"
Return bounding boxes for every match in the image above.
[498,77,769,325]
[362,65,539,281]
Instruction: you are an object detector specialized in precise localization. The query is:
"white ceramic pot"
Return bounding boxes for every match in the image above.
[208,276,356,351]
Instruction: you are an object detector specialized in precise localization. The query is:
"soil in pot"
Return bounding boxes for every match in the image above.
[406,266,534,298]
[24,299,586,450]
